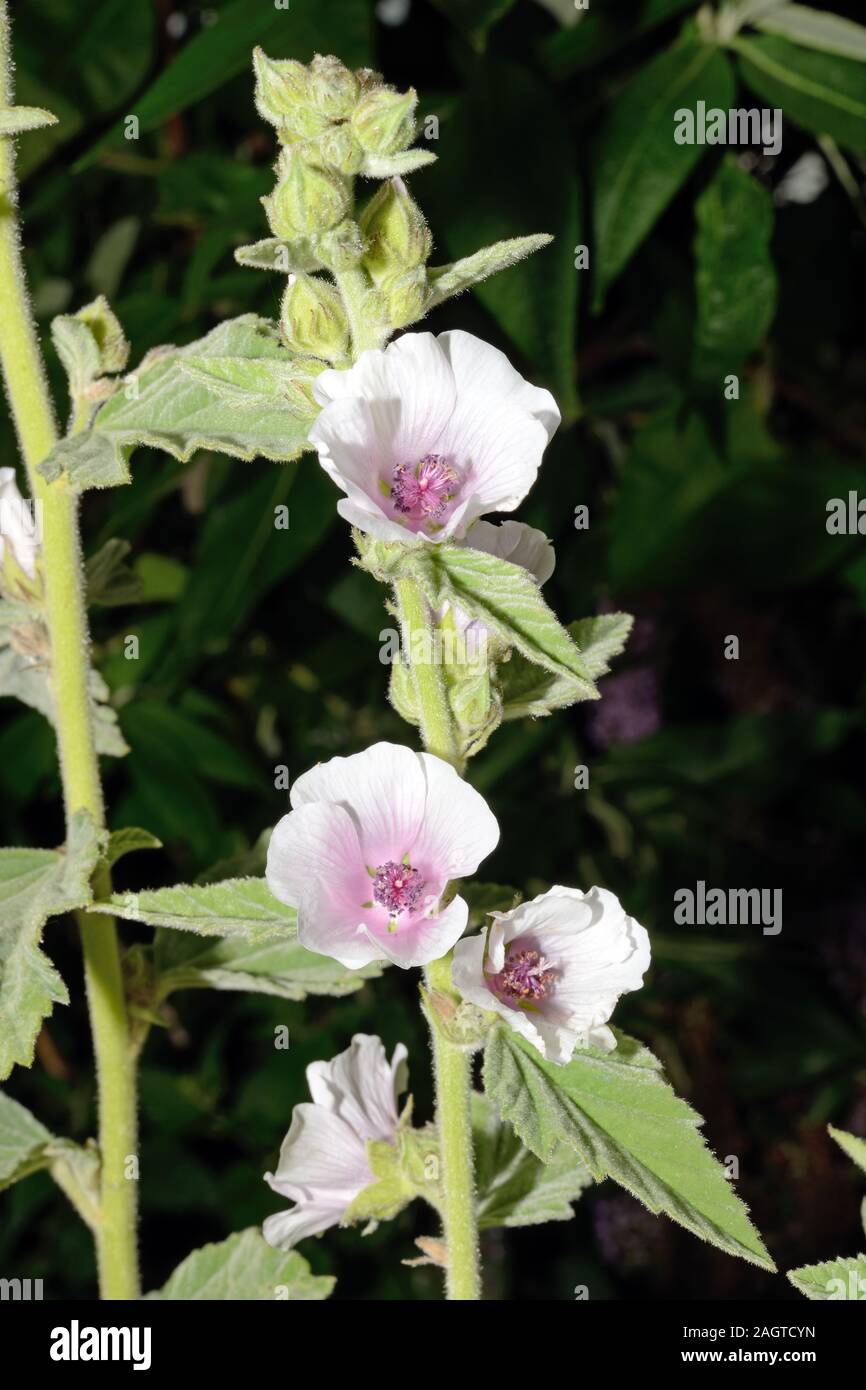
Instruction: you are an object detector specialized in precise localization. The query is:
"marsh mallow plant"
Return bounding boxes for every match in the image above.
[0,22,774,1300]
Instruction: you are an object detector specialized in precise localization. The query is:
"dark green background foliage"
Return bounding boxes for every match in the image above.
[2,0,866,1300]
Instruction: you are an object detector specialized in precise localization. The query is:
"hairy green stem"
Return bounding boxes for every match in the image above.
[425,954,481,1300]
[394,576,462,770]
[0,1,139,1301]
[334,266,384,356]
[397,575,479,1296]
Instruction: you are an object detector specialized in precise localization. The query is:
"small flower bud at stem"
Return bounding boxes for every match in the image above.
[351,85,418,156]
[280,273,349,362]
[263,152,350,237]
[308,54,359,120]
[252,48,328,139]
[360,176,432,283]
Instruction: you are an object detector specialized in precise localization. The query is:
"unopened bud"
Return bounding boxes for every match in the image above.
[253,48,328,139]
[263,152,350,237]
[351,85,417,157]
[380,266,429,329]
[317,123,364,175]
[76,295,129,374]
[360,177,431,283]
[308,54,359,120]
[280,274,349,362]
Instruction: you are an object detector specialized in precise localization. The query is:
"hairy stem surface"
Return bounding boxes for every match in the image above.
[0,1,138,1300]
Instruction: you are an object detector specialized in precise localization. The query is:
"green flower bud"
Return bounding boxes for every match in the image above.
[380,266,429,329]
[316,219,366,273]
[360,177,432,283]
[280,273,349,362]
[308,54,359,120]
[76,294,129,374]
[317,122,364,175]
[355,67,385,96]
[252,48,328,139]
[263,152,350,237]
[351,85,417,157]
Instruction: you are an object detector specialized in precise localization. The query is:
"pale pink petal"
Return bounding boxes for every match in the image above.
[266,802,370,914]
[290,742,428,865]
[411,752,500,879]
[306,1034,406,1142]
[358,893,469,968]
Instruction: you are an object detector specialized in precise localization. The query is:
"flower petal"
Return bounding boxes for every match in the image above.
[306,1034,406,1142]
[412,751,500,879]
[290,742,429,865]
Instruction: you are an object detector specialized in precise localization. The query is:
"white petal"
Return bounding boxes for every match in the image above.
[306,1034,405,1142]
[262,1199,345,1250]
[313,333,457,460]
[464,519,555,586]
[266,801,369,911]
[412,752,500,879]
[439,330,560,441]
[290,742,428,865]
[267,1102,371,1198]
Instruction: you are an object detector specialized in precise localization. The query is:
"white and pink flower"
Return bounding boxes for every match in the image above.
[266,741,499,969]
[263,1033,408,1250]
[452,886,651,1063]
[307,330,559,543]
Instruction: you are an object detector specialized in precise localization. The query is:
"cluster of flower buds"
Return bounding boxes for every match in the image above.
[253,50,418,173]
[249,49,435,360]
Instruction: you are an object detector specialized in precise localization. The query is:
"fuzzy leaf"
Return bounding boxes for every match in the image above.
[427,235,552,308]
[483,1026,775,1270]
[828,1125,866,1177]
[406,545,598,691]
[752,5,866,63]
[39,316,316,491]
[93,876,297,940]
[0,106,58,136]
[592,39,736,308]
[105,826,162,869]
[0,1089,51,1188]
[501,613,632,720]
[360,149,437,178]
[152,927,381,1002]
[693,156,777,383]
[736,35,866,151]
[85,539,144,607]
[0,812,104,1079]
[788,1253,866,1300]
[473,1092,592,1229]
[234,237,320,274]
[144,1228,334,1301]
[51,315,102,396]
[0,1092,99,1222]
[179,356,322,416]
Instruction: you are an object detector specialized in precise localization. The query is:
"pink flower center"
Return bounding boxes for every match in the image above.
[493,948,556,1003]
[372,860,425,915]
[390,454,458,523]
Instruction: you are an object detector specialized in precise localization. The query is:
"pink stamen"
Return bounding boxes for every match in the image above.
[372,860,425,915]
[390,454,458,523]
[493,948,556,1003]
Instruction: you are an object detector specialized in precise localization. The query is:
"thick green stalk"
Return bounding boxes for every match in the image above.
[426,954,481,1301]
[396,577,479,1296]
[0,1,139,1300]
[334,266,385,356]
[394,576,462,770]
